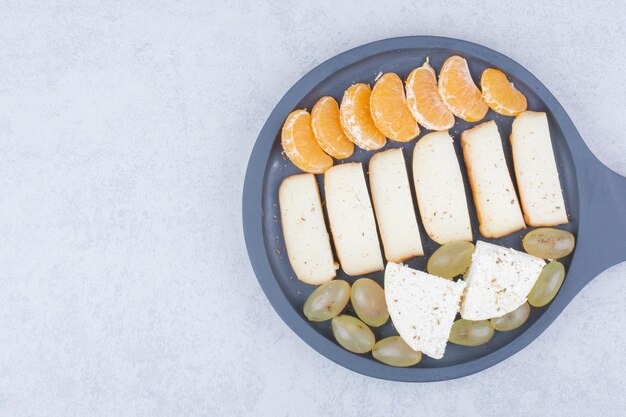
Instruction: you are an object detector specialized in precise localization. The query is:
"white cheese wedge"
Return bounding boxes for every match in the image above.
[511,111,568,226]
[324,163,384,276]
[385,262,466,359]
[461,121,526,238]
[412,131,473,244]
[369,149,424,262]
[461,241,546,320]
[279,174,337,284]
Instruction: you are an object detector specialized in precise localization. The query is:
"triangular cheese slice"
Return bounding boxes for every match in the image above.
[385,262,466,359]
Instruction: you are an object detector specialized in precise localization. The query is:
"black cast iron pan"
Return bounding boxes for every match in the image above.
[242,36,626,382]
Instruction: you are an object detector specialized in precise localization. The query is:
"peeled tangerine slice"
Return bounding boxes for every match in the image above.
[281,110,333,174]
[412,131,473,244]
[339,84,386,150]
[370,73,420,142]
[481,68,528,116]
[461,241,545,320]
[369,148,424,262]
[461,121,526,238]
[279,174,336,284]
[311,96,354,159]
[385,262,466,359]
[406,60,455,131]
[439,56,489,122]
[324,163,384,276]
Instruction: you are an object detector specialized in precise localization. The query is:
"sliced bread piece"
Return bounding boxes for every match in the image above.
[461,121,526,238]
[511,111,568,226]
[460,241,545,320]
[279,174,337,284]
[369,148,423,262]
[324,163,384,276]
[412,131,473,244]
[385,262,466,359]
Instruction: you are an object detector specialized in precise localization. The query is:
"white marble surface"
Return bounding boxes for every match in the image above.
[1,1,624,416]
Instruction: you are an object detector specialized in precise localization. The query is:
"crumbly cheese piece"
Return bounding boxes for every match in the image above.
[412,131,473,244]
[324,163,384,276]
[461,241,545,320]
[279,174,337,284]
[385,262,466,359]
[511,111,568,226]
[461,121,526,238]
[369,149,423,262]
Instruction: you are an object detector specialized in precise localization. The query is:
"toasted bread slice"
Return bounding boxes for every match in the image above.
[385,262,466,359]
[460,241,545,320]
[324,163,384,276]
[412,131,473,244]
[369,149,423,262]
[461,121,526,238]
[279,174,337,284]
[511,111,568,226]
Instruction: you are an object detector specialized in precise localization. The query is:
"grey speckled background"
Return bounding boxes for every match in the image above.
[0,1,624,416]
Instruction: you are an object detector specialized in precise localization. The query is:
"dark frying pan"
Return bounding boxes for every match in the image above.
[242,36,626,382]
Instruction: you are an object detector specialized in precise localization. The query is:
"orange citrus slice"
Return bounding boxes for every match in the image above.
[481,68,528,116]
[281,110,333,174]
[339,83,386,150]
[406,59,455,131]
[311,96,354,159]
[369,73,420,142]
[438,56,489,122]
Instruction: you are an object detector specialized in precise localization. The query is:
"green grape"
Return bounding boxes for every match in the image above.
[427,241,475,279]
[528,261,565,307]
[522,228,575,259]
[303,280,350,322]
[331,315,375,354]
[372,336,422,367]
[351,278,389,327]
[449,319,494,346]
[491,302,530,331]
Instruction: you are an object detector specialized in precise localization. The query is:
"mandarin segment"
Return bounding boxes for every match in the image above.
[339,83,386,150]
[481,68,528,116]
[438,56,489,122]
[311,96,354,159]
[406,60,455,131]
[281,109,333,174]
[370,73,420,142]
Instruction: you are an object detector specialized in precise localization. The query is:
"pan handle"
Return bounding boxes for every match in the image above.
[573,158,626,290]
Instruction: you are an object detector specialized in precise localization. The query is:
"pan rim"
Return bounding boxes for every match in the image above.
[243,36,590,382]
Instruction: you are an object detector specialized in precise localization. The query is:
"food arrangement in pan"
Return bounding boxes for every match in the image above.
[243,37,626,381]
[279,54,574,366]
